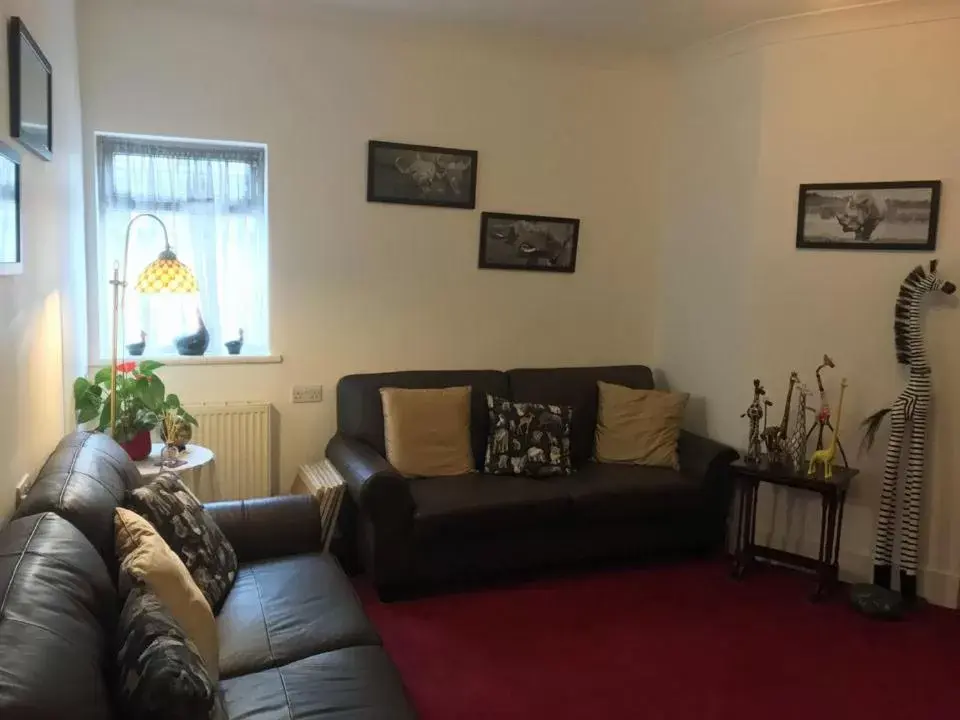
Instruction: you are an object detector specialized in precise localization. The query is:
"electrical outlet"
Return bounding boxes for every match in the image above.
[292,385,323,404]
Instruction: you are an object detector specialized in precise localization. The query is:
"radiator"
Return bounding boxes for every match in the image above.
[184,402,273,502]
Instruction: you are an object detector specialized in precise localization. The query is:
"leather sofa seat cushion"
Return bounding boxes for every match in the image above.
[0,513,117,720]
[568,462,705,520]
[13,430,143,567]
[218,553,380,679]
[411,473,572,537]
[507,366,655,466]
[220,646,417,720]
[337,370,509,471]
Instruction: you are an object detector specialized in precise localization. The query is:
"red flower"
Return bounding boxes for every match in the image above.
[117,361,137,374]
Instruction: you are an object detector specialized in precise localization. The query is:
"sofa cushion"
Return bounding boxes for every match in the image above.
[483,395,573,478]
[567,462,705,521]
[220,646,417,720]
[411,473,572,537]
[595,382,689,469]
[115,507,219,681]
[218,553,380,679]
[337,370,509,471]
[128,471,238,613]
[507,366,655,466]
[116,586,222,720]
[381,386,474,477]
[13,430,142,568]
[0,513,116,720]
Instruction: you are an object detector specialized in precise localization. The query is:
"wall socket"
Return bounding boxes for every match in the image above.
[292,385,323,404]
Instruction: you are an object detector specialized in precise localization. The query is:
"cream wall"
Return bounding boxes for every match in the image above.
[0,0,85,520]
[77,0,666,492]
[658,0,960,606]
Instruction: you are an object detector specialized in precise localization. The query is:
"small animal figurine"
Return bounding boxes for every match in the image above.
[741,379,766,464]
[762,371,798,465]
[808,378,847,479]
[175,309,210,356]
[126,330,146,357]
[225,328,244,356]
[788,383,811,470]
[805,354,849,467]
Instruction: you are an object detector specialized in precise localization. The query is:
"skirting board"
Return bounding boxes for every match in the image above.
[762,535,959,609]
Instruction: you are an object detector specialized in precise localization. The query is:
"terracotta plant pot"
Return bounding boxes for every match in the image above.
[120,430,152,461]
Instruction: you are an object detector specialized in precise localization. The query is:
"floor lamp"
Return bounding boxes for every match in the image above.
[109,213,198,437]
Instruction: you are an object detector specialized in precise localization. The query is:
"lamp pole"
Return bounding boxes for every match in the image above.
[109,213,172,437]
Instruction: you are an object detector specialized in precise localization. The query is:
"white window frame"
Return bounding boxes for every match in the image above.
[89,132,274,365]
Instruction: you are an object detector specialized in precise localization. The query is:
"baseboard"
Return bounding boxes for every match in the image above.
[760,535,959,609]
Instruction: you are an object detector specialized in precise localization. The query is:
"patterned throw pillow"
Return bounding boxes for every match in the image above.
[127,472,237,613]
[484,395,573,478]
[117,587,225,720]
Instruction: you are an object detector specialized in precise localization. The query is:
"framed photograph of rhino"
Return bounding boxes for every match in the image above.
[367,140,478,209]
[478,212,580,273]
[796,181,941,251]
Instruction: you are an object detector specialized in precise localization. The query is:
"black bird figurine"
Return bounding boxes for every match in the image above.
[127,330,147,357]
[175,309,210,356]
[225,329,244,355]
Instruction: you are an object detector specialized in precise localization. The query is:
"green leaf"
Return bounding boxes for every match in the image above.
[181,410,198,427]
[77,405,100,424]
[74,377,91,405]
[148,376,166,410]
[166,393,182,409]
[99,396,114,433]
[94,366,113,386]
[138,360,164,375]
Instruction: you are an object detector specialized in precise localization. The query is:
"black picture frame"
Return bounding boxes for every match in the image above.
[9,17,53,161]
[0,141,22,276]
[478,212,580,274]
[796,181,940,251]
[367,140,477,209]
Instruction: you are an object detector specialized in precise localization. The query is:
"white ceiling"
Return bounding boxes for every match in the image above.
[306,0,900,48]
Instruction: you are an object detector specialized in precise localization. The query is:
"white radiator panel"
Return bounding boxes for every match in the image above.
[184,402,272,501]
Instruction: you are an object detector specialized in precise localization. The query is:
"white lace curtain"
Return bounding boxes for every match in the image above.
[96,135,268,358]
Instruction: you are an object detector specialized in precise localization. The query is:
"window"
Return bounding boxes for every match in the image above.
[95,134,268,359]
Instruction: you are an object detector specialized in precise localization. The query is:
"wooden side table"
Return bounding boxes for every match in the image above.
[730,459,858,601]
[291,460,346,553]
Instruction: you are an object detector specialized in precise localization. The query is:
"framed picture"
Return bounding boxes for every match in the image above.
[9,17,53,161]
[367,140,477,209]
[0,141,22,276]
[797,181,941,251]
[478,212,580,273]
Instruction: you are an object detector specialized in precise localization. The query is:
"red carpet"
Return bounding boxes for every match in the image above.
[357,561,960,719]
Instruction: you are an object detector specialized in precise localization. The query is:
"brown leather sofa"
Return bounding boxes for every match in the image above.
[327,365,739,601]
[0,431,416,720]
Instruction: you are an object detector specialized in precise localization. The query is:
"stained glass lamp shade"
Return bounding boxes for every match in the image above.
[136,247,199,293]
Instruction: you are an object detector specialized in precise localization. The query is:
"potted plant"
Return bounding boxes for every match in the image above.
[74,360,193,461]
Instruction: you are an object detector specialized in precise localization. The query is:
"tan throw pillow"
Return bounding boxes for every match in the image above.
[114,507,219,682]
[595,381,689,470]
[381,386,474,477]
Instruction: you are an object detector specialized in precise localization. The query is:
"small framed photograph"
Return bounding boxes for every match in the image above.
[367,140,477,209]
[797,181,941,251]
[9,17,53,161]
[478,212,580,273]
[0,141,22,276]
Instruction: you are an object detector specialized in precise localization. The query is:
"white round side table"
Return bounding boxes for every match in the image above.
[134,443,216,501]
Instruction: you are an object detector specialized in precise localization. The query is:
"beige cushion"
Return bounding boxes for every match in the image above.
[594,381,689,470]
[114,507,219,681]
[381,386,474,477]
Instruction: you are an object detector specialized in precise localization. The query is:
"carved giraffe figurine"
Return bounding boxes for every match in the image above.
[741,379,766,464]
[808,378,847,479]
[788,382,811,469]
[763,371,798,464]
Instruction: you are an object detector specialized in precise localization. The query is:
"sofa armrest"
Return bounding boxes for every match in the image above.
[205,495,323,563]
[325,434,415,521]
[678,430,739,482]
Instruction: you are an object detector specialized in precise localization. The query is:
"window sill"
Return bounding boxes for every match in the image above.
[90,354,283,369]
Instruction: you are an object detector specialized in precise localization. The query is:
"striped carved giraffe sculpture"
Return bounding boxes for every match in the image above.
[860,260,956,603]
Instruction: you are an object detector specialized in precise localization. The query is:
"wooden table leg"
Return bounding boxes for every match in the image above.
[812,492,837,602]
[732,477,748,579]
